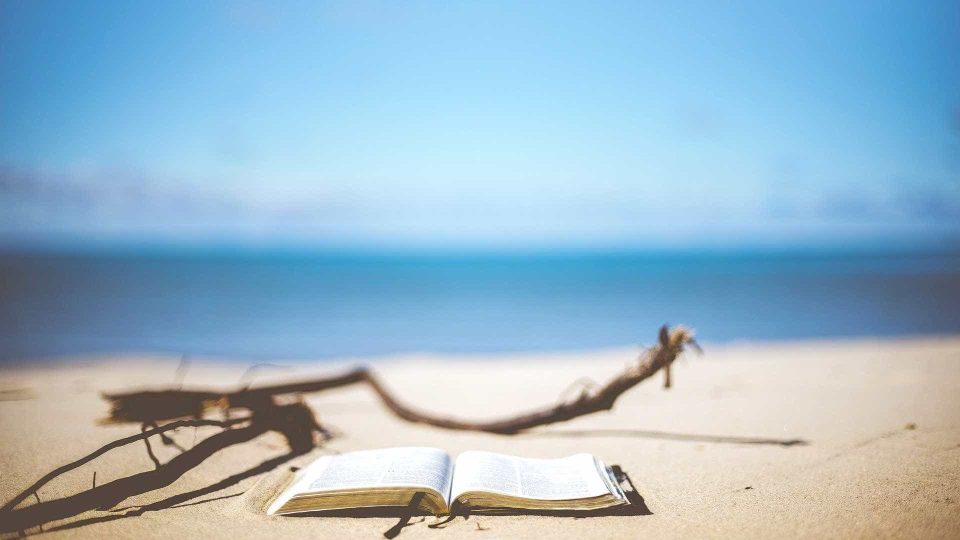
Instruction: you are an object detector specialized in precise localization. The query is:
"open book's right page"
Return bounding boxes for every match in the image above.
[449,451,624,506]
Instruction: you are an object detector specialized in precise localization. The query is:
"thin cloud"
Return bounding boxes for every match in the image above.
[0,165,246,222]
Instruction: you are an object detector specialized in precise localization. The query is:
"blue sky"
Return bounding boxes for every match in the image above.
[1,0,958,250]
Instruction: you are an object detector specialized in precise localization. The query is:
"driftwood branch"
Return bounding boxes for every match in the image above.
[104,325,699,434]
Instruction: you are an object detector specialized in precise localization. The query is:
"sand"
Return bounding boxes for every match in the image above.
[1,336,959,538]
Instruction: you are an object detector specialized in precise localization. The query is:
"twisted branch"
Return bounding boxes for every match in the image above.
[104,325,699,434]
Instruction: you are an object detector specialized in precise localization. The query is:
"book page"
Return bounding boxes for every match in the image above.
[450,451,612,501]
[293,447,453,496]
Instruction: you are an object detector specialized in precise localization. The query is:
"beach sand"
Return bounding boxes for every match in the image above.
[1,336,959,538]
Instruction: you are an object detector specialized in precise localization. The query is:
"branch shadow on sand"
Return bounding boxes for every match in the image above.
[0,426,801,537]
[0,406,317,537]
[527,428,808,447]
[1,440,304,537]
[39,451,301,536]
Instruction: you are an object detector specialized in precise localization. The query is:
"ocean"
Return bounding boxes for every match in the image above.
[2,248,959,362]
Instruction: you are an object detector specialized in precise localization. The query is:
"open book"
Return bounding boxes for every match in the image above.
[267,447,629,516]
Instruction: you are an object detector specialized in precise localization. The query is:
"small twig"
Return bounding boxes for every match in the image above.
[238,363,291,389]
[92,472,96,489]
[558,377,599,403]
[174,355,190,390]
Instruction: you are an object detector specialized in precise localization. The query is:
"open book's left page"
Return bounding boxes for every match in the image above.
[267,447,453,515]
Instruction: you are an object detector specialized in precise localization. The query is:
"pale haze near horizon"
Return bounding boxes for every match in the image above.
[1,0,958,251]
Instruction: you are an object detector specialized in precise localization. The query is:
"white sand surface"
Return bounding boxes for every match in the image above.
[1,336,959,538]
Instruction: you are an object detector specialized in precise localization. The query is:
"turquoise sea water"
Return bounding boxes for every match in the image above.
[1,248,959,362]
